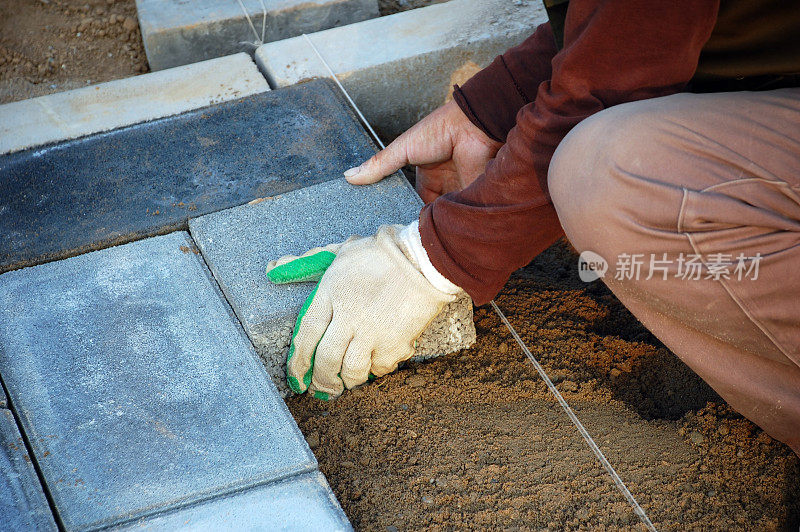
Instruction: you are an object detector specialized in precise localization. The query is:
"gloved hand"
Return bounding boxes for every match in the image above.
[267,224,461,400]
[343,100,503,203]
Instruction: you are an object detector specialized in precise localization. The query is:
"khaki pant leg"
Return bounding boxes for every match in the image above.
[548,88,800,454]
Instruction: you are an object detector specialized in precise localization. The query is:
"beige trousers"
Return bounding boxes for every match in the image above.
[548,89,800,455]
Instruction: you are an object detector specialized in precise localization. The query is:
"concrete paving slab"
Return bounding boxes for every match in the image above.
[116,472,351,531]
[0,232,317,531]
[0,53,268,156]
[189,176,476,397]
[0,79,376,274]
[137,0,379,71]
[0,409,58,532]
[256,0,547,140]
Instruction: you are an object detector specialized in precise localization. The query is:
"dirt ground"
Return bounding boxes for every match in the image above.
[3,1,798,530]
[0,0,148,104]
[288,241,800,531]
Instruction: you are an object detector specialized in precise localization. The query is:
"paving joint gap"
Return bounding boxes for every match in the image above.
[0,372,65,531]
[3,216,190,276]
[185,230,267,377]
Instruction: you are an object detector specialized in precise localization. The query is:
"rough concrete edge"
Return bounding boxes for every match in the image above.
[0,53,269,156]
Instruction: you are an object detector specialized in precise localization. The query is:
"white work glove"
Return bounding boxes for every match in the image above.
[266,222,462,400]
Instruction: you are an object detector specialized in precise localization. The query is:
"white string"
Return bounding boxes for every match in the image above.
[302,33,658,532]
[490,301,657,531]
[302,34,386,151]
[235,0,268,46]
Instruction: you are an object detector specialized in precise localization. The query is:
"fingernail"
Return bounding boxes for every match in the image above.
[343,166,361,178]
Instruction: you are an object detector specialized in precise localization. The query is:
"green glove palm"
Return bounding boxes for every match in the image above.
[267,247,338,400]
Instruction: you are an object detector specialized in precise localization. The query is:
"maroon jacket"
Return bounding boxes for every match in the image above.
[418,1,721,305]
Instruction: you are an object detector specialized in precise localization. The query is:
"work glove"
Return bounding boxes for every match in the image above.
[266,223,461,400]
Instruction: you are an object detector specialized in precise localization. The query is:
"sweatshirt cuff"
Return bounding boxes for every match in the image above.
[399,220,462,295]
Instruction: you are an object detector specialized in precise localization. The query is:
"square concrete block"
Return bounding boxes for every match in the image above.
[256,0,547,140]
[0,53,269,156]
[189,176,475,397]
[137,0,379,71]
[0,80,376,274]
[0,409,58,532]
[0,232,316,530]
[115,472,351,531]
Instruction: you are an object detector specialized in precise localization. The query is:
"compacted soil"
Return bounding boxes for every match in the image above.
[288,241,800,531]
[3,1,798,530]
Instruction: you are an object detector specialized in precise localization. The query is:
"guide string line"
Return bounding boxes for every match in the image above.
[302,33,657,532]
[234,0,268,47]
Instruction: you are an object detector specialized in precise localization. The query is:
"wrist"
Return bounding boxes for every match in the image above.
[399,221,462,295]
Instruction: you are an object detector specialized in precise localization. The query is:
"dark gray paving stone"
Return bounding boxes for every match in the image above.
[115,472,351,531]
[0,232,316,531]
[0,409,58,532]
[0,79,375,274]
[189,176,475,397]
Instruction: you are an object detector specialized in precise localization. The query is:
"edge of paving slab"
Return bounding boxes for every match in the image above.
[0,407,59,531]
[0,52,269,156]
[111,471,352,531]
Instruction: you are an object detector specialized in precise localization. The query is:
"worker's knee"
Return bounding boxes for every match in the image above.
[548,99,678,256]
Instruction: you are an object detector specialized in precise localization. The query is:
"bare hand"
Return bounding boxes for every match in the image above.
[344,100,503,203]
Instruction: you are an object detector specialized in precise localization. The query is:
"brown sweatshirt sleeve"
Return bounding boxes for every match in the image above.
[453,22,558,143]
[420,0,720,306]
